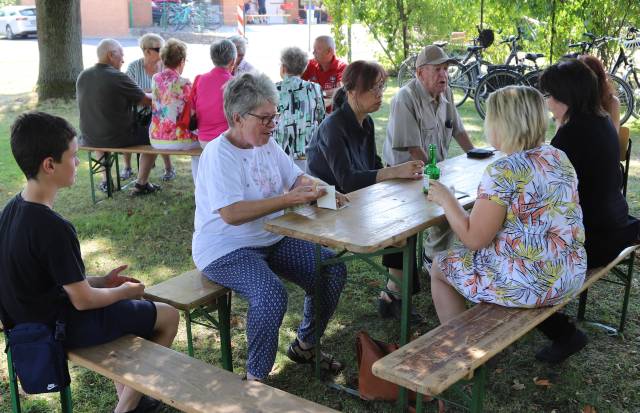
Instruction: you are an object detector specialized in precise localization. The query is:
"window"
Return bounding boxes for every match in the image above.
[19,8,36,17]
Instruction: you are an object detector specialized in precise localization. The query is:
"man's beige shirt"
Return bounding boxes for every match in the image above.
[383,78,465,165]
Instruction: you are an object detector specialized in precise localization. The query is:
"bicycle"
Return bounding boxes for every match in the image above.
[566,30,636,124]
[474,27,545,118]
[610,27,640,119]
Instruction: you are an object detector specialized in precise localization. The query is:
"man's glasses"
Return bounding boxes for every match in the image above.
[148,47,161,53]
[246,112,280,126]
[369,81,387,96]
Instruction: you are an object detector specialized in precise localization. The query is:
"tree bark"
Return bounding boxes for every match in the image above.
[36,0,83,101]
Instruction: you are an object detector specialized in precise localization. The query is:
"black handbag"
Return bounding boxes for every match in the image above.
[2,303,70,394]
[6,322,70,394]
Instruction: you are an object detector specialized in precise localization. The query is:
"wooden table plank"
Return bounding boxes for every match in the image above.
[68,335,338,413]
[265,153,502,253]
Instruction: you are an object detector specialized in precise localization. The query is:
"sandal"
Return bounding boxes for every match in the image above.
[132,182,161,196]
[286,338,344,373]
[98,181,109,193]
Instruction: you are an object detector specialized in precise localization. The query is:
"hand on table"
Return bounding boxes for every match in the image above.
[427,180,456,207]
[394,160,425,180]
[286,185,327,206]
[336,191,350,208]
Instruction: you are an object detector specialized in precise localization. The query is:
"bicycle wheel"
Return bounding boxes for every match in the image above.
[624,68,640,119]
[522,70,542,91]
[609,74,634,126]
[474,70,522,119]
[448,62,472,107]
[397,55,416,88]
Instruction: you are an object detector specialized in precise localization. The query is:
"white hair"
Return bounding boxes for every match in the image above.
[97,38,121,61]
[315,35,335,51]
[228,35,247,55]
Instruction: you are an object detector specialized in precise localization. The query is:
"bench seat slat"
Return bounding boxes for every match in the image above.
[68,335,338,413]
[79,145,202,157]
[372,245,638,396]
[143,270,228,311]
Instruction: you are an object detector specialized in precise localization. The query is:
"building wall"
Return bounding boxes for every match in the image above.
[22,0,151,37]
[221,0,238,26]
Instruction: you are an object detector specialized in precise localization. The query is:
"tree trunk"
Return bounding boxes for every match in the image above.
[36,0,83,101]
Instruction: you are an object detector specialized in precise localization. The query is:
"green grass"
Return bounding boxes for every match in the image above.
[0,90,639,413]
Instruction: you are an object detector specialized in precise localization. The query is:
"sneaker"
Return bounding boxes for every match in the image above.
[98,181,109,193]
[535,329,588,363]
[161,168,176,181]
[120,167,134,180]
[377,293,424,325]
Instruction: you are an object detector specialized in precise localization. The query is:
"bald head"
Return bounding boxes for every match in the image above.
[97,38,124,70]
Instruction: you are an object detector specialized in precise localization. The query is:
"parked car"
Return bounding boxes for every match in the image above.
[0,5,37,40]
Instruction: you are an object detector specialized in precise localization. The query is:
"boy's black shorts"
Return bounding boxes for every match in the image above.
[63,299,157,349]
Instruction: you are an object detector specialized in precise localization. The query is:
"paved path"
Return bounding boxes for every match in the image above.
[0,23,378,102]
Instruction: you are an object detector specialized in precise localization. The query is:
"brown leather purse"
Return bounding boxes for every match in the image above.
[356,330,404,401]
[357,330,431,406]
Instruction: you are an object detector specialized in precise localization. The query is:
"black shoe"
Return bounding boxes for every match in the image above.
[119,395,161,413]
[535,329,588,363]
[378,294,423,325]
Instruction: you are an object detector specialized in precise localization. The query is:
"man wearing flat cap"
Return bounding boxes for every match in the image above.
[382,45,475,292]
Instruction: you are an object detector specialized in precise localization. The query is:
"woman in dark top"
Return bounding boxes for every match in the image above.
[535,59,639,363]
[306,60,426,324]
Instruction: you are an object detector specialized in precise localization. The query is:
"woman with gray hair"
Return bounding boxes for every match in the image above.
[192,72,347,381]
[124,33,176,181]
[193,38,236,146]
[275,46,325,166]
[229,35,255,75]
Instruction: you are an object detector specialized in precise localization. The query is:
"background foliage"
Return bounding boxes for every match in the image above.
[325,0,640,71]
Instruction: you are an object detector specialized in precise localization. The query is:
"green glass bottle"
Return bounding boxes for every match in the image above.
[426,144,440,180]
[423,144,440,194]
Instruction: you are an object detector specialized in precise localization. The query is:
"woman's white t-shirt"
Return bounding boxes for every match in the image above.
[192,134,303,270]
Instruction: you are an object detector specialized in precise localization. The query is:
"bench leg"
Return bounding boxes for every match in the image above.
[7,347,22,413]
[60,385,72,413]
[114,153,121,191]
[577,290,588,322]
[415,393,425,413]
[469,365,487,413]
[217,292,233,372]
[184,310,194,357]
[618,251,635,333]
[87,151,97,205]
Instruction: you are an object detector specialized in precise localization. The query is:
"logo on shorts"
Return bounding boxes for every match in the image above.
[47,383,57,391]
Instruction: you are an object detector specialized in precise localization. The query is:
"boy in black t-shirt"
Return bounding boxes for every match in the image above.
[0,112,179,413]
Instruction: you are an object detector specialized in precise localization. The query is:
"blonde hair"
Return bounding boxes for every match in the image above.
[160,38,187,69]
[484,86,548,153]
[139,33,164,50]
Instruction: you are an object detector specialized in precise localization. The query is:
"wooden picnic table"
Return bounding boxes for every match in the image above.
[265,151,502,410]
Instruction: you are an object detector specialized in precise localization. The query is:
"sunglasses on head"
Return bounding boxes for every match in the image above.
[148,47,161,53]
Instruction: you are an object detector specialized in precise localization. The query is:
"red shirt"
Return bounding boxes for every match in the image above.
[302,56,347,92]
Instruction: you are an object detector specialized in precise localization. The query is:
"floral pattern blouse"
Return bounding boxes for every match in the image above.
[438,145,587,308]
[150,68,197,147]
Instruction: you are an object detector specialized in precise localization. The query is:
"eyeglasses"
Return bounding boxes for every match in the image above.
[542,93,551,99]
[148,47,161,53]
[246,112,280,126]
[369,81,387,96]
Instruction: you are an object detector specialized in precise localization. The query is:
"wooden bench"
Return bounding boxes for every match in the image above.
[5,333,337,412]
[372,244,638,412]
[67,335,338,413]
[143,270,233,369]
[79,145,202,204]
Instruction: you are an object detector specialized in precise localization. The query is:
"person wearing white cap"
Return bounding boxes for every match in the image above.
[379,45,475,318]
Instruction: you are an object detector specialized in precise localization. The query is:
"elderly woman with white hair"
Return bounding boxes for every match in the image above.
[229,35,255,75]
[275,46,325,166]
[121,33,177,181]
[192,72,347,381]
[193,39,236,146]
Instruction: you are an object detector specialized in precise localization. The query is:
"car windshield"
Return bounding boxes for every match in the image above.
[19,8,36,16]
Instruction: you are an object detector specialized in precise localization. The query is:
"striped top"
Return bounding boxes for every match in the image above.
[126,58,154,92]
